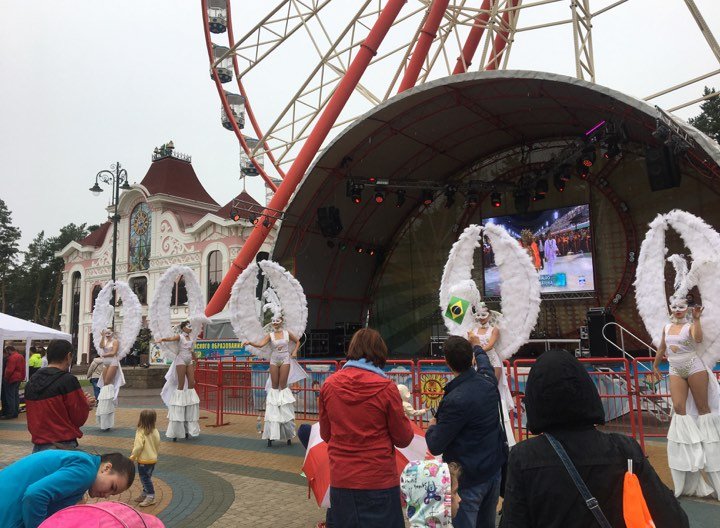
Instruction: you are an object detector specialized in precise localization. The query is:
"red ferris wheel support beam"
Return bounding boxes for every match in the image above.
[485,0,517,70]
[397,0,451,93]
[452,0,492,74]
[206,0,409,316]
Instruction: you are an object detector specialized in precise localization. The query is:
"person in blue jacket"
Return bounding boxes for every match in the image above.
[425,335,507,528]
[0,450,135,528]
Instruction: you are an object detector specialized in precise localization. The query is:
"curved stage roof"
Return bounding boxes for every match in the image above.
[273,70,720,340]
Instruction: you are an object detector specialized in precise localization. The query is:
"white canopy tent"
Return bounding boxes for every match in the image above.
[0,312,72,396]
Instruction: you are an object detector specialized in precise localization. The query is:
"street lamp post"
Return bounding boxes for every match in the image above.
[89,162,131,296]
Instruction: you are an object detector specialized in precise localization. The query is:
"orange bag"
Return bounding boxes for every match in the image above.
[623,470,656,528]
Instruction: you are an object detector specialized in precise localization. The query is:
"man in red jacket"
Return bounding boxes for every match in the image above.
[24,340,95,452]
[319,328,413,528]
[1,345,26,419]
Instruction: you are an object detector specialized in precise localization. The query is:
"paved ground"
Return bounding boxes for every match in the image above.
[1,390,719,527]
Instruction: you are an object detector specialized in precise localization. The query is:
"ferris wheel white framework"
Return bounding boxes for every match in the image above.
[201,0,720,316]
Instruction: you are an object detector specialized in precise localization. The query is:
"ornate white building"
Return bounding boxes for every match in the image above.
[56,146,275,363]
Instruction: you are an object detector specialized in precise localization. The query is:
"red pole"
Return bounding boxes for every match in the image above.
[485,0,516,70]
[397,0,451,93]
[452,0,492,74]
[205,0,408,316]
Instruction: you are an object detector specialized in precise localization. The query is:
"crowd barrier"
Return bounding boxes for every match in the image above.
[194,355,719,451]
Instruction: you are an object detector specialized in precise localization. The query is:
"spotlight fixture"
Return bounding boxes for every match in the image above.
[262,217,270,228]
[421,189,434,206]
[535,178,548,197]
[351,184,363,204]
[576,159,590,180]
[444,184,457,208]
[602,139,621,159]
[553,173,566,192]
[490,192,502,208]
[374,190,385,204]
[249,213,259,224]
[368,248,376,256]
[513,190,530,214]
[368,177,377,183]
[229,208,241,222]
[355,245,364,254]
[651,122,670,142]
[395,189,406,207]
[466,188,480,207]
[556,163,572,182]
[580,145,596,168]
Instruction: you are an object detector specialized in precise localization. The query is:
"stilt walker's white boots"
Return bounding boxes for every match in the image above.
[96,384,115,430]
[667,413,713,497]
[166,389,186,439]
[698,413,720,499]
[185,388,201,438]
[263,388,297,441]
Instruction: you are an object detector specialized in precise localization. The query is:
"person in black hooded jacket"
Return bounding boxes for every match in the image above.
[499,349,688,528]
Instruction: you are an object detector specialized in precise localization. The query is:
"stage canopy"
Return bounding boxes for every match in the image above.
[272,70,720,356]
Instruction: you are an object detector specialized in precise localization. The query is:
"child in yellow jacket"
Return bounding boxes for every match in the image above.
[130,410,161,507]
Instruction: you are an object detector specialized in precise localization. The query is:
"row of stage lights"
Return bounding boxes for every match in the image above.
[325,239,378,256]
[346,133,622,213]
[228,208,271,227]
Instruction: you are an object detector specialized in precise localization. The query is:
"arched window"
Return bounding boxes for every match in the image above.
[70,272,81,347]
[207,251,222,300]
[129,203,151,272]
[129,276,148,305]
[91,284,103,309]
[170,277,188,306]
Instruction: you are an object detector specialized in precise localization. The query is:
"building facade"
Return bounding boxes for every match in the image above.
[56,147,274,363]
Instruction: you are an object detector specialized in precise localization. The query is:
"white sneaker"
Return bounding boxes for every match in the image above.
[139,497,156,507]
[133,494,146,503]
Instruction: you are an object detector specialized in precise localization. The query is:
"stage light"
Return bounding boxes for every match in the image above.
[249,213,259,224]
[444,184,457,208]
[262,217,270,228]
[490,192,501,208]
[535,179,548,197]
[513,190,530,214]
[553,173,566,192]
[652,122,670,142]
[351,184,363,204]
[374,190,385,204]
[421,189,434,206]
[602,140,621,159]
[355,245,364,253]
[368,248,376,256]
[576,159,590,180]
[580,145,596,167]
[466,189,480,207]
[368,177,377,183]
[229,208,241,222]
[395,189,406,207]
[556,164,572,182]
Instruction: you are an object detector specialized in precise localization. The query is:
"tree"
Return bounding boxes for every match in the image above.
[0,199,21,312]
[689,86,720,143]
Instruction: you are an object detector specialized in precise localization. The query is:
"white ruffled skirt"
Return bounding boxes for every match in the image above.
[96,366,125,431]
[162,357,201,439]
[668,412,720,499]
[263,387,296,441]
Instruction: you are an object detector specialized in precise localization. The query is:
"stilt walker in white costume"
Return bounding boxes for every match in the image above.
[228,259,309,447]
[439,223,541,448]
[149,265,208,441]
[91,281,142,431]
[635,209,720,499]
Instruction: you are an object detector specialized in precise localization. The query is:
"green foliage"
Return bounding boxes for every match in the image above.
[688,87,720,143]
[0,199,21,312]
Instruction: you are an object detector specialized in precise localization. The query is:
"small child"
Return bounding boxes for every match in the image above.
[130,410,161,507]
[397,384,428,419]
[400,458,453,527]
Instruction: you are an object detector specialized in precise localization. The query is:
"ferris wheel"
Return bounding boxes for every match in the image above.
[201,0,720,197]
[200,0,720,316]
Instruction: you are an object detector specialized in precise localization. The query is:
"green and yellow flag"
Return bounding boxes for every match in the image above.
[444,296,470,324]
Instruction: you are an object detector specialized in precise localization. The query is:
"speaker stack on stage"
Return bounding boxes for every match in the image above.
[586,307,619,358]
[645,146,681,191]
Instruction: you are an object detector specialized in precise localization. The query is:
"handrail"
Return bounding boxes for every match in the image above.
[602,322,657,372]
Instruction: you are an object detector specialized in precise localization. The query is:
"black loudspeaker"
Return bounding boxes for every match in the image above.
[586,308,619,357]
[317,207,343,237]
[645,146,681,191]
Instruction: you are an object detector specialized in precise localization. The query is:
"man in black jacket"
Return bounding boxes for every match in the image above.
[426,336,506,528]
[499,349,689,528]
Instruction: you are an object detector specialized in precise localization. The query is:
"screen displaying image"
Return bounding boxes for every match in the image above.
[483,204,594,295]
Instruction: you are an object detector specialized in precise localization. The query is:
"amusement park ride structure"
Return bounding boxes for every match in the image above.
[200,0,720,317]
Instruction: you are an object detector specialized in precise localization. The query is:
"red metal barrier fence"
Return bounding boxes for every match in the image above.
[195,355,720,450]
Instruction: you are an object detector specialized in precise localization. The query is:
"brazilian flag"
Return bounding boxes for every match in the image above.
[444,296,470,324]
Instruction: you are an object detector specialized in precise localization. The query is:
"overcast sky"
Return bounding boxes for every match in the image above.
[1,1,719,251]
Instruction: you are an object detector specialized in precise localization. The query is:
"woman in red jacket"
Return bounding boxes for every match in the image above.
[319,328,414,528]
